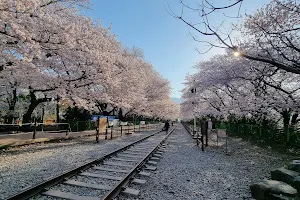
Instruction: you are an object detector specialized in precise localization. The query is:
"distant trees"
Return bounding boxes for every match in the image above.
[0,0,179,123]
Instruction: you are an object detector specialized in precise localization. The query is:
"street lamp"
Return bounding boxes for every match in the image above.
[233,51,241,57]
[232,46,241,57]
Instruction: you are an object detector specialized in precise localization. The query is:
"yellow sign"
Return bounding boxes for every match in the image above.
[44,119,55,125]
[99,118,108,131]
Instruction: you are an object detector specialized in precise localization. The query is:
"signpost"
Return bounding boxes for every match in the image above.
[96,117,100,143]
[92,115,116,142]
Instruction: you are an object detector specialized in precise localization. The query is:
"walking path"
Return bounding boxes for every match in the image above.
[0,125,158,149]
[130,124,292,200]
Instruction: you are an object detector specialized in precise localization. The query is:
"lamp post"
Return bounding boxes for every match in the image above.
[191,81,196,136]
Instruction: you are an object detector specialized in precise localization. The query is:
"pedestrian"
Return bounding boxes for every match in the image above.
[164,120,170,133]
[171,122,174,126]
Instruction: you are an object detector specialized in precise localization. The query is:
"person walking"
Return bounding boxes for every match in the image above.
[164,120,170,133]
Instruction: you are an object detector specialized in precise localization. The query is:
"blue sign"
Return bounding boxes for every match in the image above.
[91,115,98,121]
[108,116,116,121]
[96,116,116,121]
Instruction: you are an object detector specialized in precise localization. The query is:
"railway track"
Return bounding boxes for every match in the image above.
[6,126,176,200]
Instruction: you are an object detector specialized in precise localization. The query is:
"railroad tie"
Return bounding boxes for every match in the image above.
[144,165,157,171]
[132,178,147,184]
[93,166,129,173]
[147,161,158,165]
[118,154,144,159]
[64,179,111,190]
[80,172,122,181]
[42,190,99,200]
[150,157,160,161]
[110,157,138,162]
[123,151,146,156]
[138,171,151,177]
[121,188,140,197]
[104,162,134,168]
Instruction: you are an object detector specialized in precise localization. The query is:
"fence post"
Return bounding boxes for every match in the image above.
[105,128,108,140]
[259,124,262,137]
[32,118,37,139]
[110,126,113,139]
[121,125,122,135]
[96,117,100,143]
[192,124,195,136]
[128,124,129,134]
[226,134,228,154]
[287,125,290,143]
[201,135,204,151]
[65,129,69,137]
[217,131,218,149]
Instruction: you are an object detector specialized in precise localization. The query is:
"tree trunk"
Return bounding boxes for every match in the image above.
[22,103,38,123]
[118,108,124,121]
[282,108,291,136]
[22,88,48,123]
[6,88,17,124]
[291,111,298,125]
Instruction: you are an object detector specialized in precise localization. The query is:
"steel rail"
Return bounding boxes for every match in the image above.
[102,126,176,200]
[5,129,163,200]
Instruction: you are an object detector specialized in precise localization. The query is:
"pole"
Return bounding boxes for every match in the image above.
[33,118,37,139]
[206,121,208,147]
[110,126,113,139]
[42,106,44,131]
[106,116,109,139]
[192,80,196,136]
[96,116,100,143]
[133,117,135,132]
[194,117,196,136]
[56,95,60,123]
[201,135,204,151]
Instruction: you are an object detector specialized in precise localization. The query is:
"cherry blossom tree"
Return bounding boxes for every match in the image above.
[181,51,300,127]
[171,0,300,74]
[0,0,179,123]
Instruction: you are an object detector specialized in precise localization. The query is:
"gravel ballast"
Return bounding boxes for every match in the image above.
[122,125,293,200]
[0,129,161,199]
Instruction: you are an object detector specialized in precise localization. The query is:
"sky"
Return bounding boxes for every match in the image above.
[82,0,271,98]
